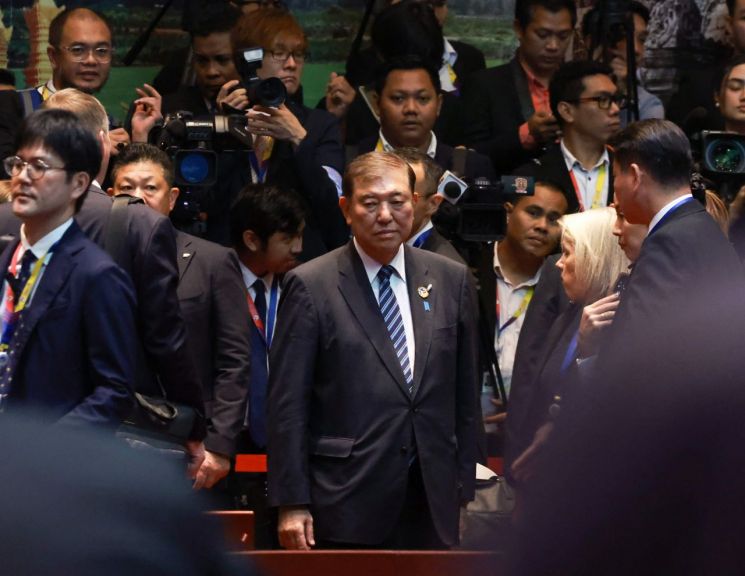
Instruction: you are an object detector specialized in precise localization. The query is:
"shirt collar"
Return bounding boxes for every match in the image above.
[406,220,434,246]
[492,242,542,289]
[354,237,407,286]
[239,260,273,292]
[20,218,73,259]
[647,194,693,237]
[517,56,547,90]
[378,130,438,159]
[443,38,457,67]
[560,139,609,172]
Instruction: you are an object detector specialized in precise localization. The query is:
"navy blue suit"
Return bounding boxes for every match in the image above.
[0,222,137,426]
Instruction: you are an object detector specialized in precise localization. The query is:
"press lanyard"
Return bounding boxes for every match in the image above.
[648,196,694,236]
[496,286,534,334]
[246,276,279,348]
[0,244,52,353]
[569,162,607,212]
[412,228,433,248]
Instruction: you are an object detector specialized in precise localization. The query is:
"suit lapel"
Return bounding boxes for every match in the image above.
[175,232,195,281]
[337,243,411,398]
[404,246,433,395]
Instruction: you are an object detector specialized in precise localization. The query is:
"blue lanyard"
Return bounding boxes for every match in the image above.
[412,228,433,248]
[560,331,579,375]
[648,196,694,236]
[248,150,269,184]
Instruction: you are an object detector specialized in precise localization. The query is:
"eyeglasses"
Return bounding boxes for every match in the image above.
[58,44,113,63]
[3,156,67,180]
[235,0,287,8]
[566,93,626,110]
[267,50,308,63]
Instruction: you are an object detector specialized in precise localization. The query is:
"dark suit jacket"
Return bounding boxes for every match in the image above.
[266,242,479,546]
[460,57,541,176]
[516,144,615,214]
[355,136,496,181]
[0,222,137,426]
[176,232,251,456]
[0,89,29,172]
[209,102,349,260]
[419,228,466,265]
[512,200,745,575]
[0,187,207,438]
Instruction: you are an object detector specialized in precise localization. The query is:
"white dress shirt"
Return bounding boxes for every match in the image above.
[239,261,281,344]
[561,139,611,211]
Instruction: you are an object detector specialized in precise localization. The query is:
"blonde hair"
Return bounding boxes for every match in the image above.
[561,207,630,303]
[704,190,729,237]
[44,88,109,136]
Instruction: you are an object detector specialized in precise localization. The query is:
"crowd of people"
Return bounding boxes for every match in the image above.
[1,0,745,572]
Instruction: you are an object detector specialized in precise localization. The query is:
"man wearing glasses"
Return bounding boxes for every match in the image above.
[0,108,137,426]
[0,8,125,169]
[516,60,622,213]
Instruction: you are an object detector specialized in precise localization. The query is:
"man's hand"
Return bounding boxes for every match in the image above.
[216,79,249,113]
[248,104,307,147]
[527,110,561,145]
[278,506,315,550]
[325,72,356,119]
[131,83,163,143]
[193,450,231,490]
[511,421,554,483]
[108,127,131,157]
[185,440,206,483]
[483,397,507,426]
[578,292,620,358]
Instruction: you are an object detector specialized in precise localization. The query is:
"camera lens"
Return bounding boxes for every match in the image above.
[705,139,745,173]
[179,152,211,185]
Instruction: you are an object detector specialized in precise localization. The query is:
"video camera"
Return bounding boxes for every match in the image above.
[433,173,535,244]
[153,48,287,227]
[699,131,745,201]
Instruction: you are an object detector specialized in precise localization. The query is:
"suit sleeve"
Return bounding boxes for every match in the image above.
[266,272,319,507]
[59,262,137,426]
[204,249,252,456]
[292,110,349,251]
[132,214,206,439]
[456,266,479,502]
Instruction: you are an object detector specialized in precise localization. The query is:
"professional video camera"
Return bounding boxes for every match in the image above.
[433,173,535,244]
[153,48,287,228]
[699,131,745,201]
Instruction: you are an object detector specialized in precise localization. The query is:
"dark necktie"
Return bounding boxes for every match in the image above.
[377,265,414,394]
[246,278,269,448]
[6,250,38,302]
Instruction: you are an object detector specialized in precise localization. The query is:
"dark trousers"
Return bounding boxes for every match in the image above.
[316,460,448,550]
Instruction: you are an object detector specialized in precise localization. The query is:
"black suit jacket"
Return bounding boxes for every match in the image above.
[460,57,541,176]
[0,90,28,172]
[0,222,137,426]
[355,136,496,181]
[0,187,207,438]
[513,200,745,574]
[266,242,479,546]
[176,232,251,456]
[516,144,615,214]
[419,228,466,265]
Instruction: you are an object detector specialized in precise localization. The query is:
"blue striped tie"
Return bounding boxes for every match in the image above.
[378,265,414,394]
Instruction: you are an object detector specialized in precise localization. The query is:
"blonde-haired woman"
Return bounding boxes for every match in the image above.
[511,207,629,484]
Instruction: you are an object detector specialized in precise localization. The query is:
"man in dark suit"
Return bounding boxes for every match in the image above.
[0,8,129,171]
[0,109,136,426]
[0,90,207,460]
[109,143,251,490]
[515,60,621,213]
[354,56,495,182]
[267,151,479,549]
[512,120,745,574]
[460,0,576,175]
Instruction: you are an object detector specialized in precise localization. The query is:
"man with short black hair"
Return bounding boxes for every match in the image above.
[0,108,137,426]
[461,0,576,175]
[512,119,745,574]
[517,60,621,212]
[355,56,495,181]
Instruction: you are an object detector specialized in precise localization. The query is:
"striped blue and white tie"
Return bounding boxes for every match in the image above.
[377,265,413,394]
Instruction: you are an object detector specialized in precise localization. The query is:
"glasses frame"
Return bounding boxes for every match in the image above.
[566,93,626,110]
[58,44,113,63]
[3,156,67,181]
[267,49,309,63]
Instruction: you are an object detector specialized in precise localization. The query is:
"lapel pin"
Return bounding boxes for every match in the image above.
[417,284,432,299]
[182,252,191,258]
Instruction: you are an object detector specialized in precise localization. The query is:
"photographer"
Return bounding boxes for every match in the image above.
[213,8,348,260]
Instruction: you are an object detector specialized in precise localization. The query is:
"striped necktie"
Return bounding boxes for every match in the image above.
[377,265,413,394]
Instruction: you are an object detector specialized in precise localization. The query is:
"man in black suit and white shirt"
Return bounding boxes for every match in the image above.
[267,151,479,550]
[512,120,745,575]
[109,143,252,490]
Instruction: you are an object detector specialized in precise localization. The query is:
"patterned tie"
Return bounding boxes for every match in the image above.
[6,250,38,301]
[377,265,414,394]
[246,278,269,448]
